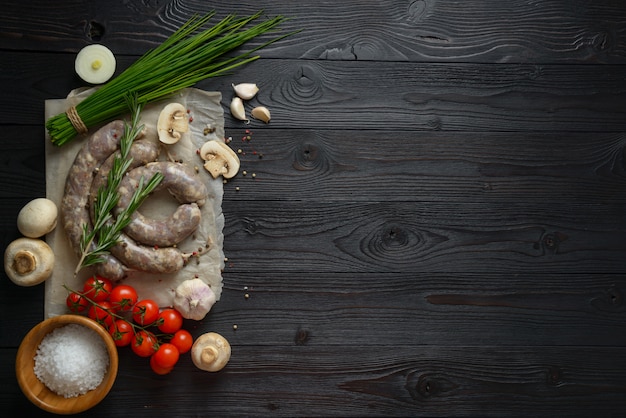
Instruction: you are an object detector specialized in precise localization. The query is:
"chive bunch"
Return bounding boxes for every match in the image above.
[47,11,290,146]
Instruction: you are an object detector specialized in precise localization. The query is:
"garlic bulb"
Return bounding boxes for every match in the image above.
[173,279,216,320]
[232,83,259,100]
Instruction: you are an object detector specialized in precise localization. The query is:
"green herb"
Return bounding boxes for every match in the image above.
[47,11,293,146]
[74,97,164,276]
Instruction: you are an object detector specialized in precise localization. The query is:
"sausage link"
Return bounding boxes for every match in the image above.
[89,139,160,226]
[61,120,127,280]
[87,138,161,279]
[109,227,186,274]
[115,161,207,247]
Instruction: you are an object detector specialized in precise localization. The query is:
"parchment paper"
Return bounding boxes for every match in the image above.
[44,88,226,318]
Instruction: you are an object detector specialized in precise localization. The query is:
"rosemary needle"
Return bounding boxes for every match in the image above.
[75,97,164,275]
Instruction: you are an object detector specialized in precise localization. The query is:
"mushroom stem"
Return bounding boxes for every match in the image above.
[13,250,37,275]
[201,346,219,364]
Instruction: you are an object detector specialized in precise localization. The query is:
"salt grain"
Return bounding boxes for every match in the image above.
[33,324,109,398]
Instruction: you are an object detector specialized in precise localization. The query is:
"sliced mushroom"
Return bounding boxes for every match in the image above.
[4,238,55,286]
[199,140,240,179]
[157,103,189,144]
[191,332,231,372]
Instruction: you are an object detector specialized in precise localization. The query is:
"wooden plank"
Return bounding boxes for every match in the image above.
[3,125,626,205]
[4,274,624,348]
[205,275,626,347]
[1,0,625,64]
[219,128,626,204]
[2,345,625,416]
[220,199,626,274]
[3,51,626,131]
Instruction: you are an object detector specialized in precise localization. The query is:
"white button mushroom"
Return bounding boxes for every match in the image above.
[17,198,58,238]
[4,237,55,286]
[191,332,231,372]
[199,140,240,179]
[157,103,189,145]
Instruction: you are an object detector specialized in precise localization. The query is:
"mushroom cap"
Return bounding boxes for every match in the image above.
[157,103,189,145]
[199,140,240,179]
[4,237,55,286]
[191,332,231,372]
[17,198,58,238]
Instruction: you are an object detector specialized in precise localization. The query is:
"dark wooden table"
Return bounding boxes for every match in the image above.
[2,1,626,416]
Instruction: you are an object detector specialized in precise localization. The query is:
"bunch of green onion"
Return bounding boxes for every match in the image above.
[46,11,291,146]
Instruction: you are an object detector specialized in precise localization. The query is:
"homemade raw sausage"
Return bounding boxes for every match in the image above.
[61,120,127,280]
[109,224,186,274]
[114,161,207,247]
[89,138,160,225]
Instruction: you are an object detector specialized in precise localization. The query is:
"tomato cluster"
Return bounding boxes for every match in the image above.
[66,276,193,375]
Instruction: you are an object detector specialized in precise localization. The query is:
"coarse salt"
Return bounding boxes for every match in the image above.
[33,323,109,398]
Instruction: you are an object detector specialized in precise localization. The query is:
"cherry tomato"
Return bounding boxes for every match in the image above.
[157,308,183,334]
[152,343,179,369]
[169,329,193,354]
[108,284,138,312]
[66,292,88,313]
[131,330,158,357]
[108,319,134,347]
[83,276,113,302]
[132,299,160,326]
[150,354,173,375]
[88,301,114,327]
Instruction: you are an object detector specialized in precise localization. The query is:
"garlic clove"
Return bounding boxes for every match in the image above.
[232,83,259,100]
[251,106,271,123]
[230,97,248,122]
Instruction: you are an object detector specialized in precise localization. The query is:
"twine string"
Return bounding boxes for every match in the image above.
[66,106,88,134]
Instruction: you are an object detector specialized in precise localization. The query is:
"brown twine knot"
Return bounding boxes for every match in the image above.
[66,106,88,134]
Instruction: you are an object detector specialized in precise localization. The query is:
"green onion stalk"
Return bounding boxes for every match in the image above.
[47,11,292,146]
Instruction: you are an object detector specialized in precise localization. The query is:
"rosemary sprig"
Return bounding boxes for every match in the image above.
[47,11,294,146]
[74,98,164,276]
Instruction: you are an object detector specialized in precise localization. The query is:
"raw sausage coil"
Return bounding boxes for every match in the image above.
[61,120,127,280]
[115,161,207,247]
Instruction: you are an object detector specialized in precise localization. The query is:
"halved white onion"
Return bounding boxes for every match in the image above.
[75,44,116,84]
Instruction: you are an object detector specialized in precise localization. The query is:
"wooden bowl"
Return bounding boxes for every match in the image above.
[15,314,118,414]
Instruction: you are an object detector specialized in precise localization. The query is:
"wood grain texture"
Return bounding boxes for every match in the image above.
[3,51,626,132]
[3,345,626,417]
[202,277,626,347]
[221,201,626,274]
[1,0,625,64]
[1,0,626,416]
